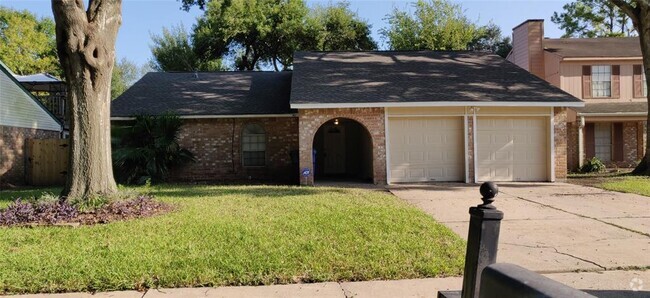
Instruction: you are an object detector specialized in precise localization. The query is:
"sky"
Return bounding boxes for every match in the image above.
[1,0,571,67]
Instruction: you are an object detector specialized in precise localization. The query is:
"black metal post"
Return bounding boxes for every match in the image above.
[461,182,503,298]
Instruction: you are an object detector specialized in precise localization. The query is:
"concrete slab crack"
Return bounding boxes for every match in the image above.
[338,282,352,298]
[500,190,650,238]
[551,247,607,270]
[140,289,148,298]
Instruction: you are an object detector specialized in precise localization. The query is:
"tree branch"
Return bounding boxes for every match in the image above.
[609,0,640,25]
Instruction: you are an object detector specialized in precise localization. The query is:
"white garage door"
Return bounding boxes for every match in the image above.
[388,117,464,182]
[477,117,548,182]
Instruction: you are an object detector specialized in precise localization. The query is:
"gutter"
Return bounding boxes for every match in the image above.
[290,101,585,109]
[111,113,298,121]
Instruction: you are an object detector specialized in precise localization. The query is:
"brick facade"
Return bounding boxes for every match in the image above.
[566,119,647,171]
[171,117,299,183]
[298,108,386,185]
[554,108,568,180]
[0,125,60,186]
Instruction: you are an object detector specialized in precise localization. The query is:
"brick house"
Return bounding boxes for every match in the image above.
[507,20,648,171]
[112,51,583,185]
[0,61,63,186]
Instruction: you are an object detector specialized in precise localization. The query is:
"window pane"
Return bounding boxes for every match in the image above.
[591,65,611,98]
[242,124,266,166]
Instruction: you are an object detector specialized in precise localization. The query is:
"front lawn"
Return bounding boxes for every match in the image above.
[600,176,650,197]
[0,185,465,294]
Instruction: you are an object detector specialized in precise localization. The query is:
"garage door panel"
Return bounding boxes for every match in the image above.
[388,117,464,183]
[477,117,548,182]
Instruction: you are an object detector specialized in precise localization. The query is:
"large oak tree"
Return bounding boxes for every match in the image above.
[51,0,121,199]
[609,0,650,175]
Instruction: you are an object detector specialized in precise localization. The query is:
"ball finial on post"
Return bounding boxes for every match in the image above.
[479,182,498,209]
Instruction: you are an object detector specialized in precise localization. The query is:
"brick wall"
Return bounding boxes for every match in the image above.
[554,108,568,180]
[170,117,299,183]
[0,125,60,186]
[566,121,580,172]
[298,108,386,185]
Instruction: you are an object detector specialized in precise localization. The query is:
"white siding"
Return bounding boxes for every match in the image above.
[0,68,61,131]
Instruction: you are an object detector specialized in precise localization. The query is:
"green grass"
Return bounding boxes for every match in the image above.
[600,176,650,197]
[0,185,465,294]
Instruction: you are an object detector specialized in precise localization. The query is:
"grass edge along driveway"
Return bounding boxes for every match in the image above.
[0,185,465,294]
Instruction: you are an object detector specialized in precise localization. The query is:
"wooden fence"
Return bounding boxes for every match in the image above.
[27,139,69,186]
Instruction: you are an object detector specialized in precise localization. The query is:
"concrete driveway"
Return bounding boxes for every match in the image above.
[390,182,650,274]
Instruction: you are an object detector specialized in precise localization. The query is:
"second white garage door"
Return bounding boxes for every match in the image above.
[476,117,548,182]
[388,117,464,183]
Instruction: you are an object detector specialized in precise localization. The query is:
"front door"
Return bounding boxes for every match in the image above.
[323,124,346,174]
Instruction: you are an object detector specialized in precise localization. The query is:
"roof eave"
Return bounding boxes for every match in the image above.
[290,101,585,109]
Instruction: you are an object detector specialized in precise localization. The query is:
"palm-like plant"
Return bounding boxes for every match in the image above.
[112,114,195,184]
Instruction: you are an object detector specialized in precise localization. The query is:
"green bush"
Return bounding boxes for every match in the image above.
[112,114,195,184]
[580,157,607,173]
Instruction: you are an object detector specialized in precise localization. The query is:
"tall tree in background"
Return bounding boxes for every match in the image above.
[608,0,649,175]
[381,0,478,51]
[111,57,146,99]
[303,2,377,52]
[150,24,222,71]
[552,0,634,37]
[52,0,121,200]
[186,0,375,70]
[0,6,61,76]
[469,22,512,58]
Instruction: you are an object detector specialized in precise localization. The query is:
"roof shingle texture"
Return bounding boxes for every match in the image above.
[111,71,293,117]
[543,37,641,58]
[576,101,647,115]
[290,51,582,105]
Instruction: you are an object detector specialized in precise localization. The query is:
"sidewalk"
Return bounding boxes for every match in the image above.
[11,269,650,298]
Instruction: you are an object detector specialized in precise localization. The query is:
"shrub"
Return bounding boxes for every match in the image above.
[580,157,607,173]
[112,113,195,184]
[0,199,77,226]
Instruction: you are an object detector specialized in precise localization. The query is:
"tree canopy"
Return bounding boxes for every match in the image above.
[552,0,635,37]
[380,0,479,51]
[189,0,376,71]
[150,24,222,71]
[111,57,149,100]
[0,6,61,76]
[469,23,512,58]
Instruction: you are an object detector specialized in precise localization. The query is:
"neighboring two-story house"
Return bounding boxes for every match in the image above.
[508,19,648,171]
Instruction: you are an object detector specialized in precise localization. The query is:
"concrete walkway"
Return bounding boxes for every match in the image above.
[12,269,650,297]
[390,182,650,274]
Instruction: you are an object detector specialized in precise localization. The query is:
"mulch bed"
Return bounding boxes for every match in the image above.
[0,195,173,227]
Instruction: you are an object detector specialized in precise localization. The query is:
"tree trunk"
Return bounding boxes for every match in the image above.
[52,0,121,199]
[632,3,650,175]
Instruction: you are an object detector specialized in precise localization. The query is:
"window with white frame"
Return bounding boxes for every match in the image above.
[591,65,612,97]
[242,124,266,167]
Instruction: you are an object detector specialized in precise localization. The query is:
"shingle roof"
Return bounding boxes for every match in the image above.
[290,51,582,106]
[111,71,293,117]
[543,37,641,58]
[576,101,647,115]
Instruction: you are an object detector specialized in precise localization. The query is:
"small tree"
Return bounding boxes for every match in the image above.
[608,0,649,175]
[112,114,195,184]
[51,0,121,199]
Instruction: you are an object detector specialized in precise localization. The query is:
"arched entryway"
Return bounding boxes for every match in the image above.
[312,118,373,183]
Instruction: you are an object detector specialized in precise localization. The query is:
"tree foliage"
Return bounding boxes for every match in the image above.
[0,6,61,76]
[112,114,195,184]
[469,23,512,58]
[303,2,377,52]
[111,57,145,100]
[552,0,634,37]
[190,0,376,71]
[380,0,478,51]
[150,24,222,71]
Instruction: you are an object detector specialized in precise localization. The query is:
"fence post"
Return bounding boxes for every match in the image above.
[461,182,503,298]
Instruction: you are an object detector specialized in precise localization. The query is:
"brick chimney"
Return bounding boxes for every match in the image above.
[507,19,545,79]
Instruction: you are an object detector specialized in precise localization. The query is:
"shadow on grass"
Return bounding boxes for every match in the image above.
[148,184,353,199]
[0,187,61,205]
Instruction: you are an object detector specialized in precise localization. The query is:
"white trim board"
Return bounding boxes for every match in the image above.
[291,101,585,109]
[111,114,298,121]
